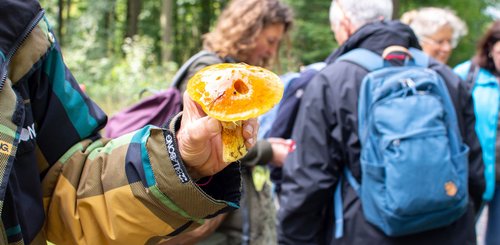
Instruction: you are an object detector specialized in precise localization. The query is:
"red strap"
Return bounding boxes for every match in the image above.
[196,175,213,186]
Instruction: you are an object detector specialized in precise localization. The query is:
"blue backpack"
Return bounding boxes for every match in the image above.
[333,47,470,238]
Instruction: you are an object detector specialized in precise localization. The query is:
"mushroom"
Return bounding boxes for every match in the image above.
[187,63,284,163]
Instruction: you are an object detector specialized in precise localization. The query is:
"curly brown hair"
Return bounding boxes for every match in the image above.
[203,0,293,68]
[473,21,500,75]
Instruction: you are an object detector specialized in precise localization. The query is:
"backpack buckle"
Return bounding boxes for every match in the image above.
[402,78,416,88]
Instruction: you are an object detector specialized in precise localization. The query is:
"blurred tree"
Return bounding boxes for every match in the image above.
[125,0,142,39]
[200,0,213,35]
[283,0,335,69]
[57,0,64,44]
[392,0,399,19]
[161,0,174,63]
[38,0,495,112]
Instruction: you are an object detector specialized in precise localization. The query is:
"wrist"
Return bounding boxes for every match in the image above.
[186,166,203,180]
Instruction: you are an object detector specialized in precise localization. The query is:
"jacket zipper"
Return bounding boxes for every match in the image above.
[0,10,45,91]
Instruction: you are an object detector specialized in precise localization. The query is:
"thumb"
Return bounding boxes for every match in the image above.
[184,116,221,148]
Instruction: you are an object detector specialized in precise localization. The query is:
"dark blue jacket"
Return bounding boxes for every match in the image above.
[267,65,324,193]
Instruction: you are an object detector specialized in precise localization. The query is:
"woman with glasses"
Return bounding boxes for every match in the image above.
[401,7,468,64]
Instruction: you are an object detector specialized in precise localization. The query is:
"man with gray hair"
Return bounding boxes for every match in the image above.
[277,0,484,244]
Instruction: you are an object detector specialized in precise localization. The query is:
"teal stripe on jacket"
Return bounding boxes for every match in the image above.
[42,46,98,139]
[5,225,21,237]
[130,126,156,187]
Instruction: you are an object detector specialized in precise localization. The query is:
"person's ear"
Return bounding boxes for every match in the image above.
[330,22,336,34]
[340,16,352,37]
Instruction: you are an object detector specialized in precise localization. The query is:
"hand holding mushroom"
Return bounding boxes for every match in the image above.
[178,63,283,178]
[177,93,258,179]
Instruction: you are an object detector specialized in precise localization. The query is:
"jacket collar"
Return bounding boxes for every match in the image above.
[477,66,499,86]
[326,21,421,64]
[0,0,43,90]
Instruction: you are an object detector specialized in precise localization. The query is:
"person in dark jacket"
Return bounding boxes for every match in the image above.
[0,1,258,244]
[277,0,485,244]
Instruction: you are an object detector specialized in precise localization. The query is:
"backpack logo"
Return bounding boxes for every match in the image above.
[334,47,469,238]
[0,140,12,155]
[445,181,458,197]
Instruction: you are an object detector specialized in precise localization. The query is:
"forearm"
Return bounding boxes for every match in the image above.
[43,114,241,244]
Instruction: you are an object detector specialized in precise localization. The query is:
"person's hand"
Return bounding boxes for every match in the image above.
[268,137,294,167]
[177,92,258,179]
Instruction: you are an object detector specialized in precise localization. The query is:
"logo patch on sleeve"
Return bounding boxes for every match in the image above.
[0,140,13,155]
[165,132,189,183]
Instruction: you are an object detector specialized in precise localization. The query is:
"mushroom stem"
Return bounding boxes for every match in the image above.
[221,121,248,163]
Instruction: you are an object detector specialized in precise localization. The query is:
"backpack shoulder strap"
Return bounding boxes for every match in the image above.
[333,167,360,238]
[170,50,215,89]
[336,48,384,72]
[465,61,479,91]
[408,48,430,68]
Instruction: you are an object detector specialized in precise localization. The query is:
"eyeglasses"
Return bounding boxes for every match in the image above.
[421,37,458,49]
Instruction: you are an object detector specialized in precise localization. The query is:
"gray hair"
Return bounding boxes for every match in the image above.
[329,0,393,29]
[400,7,468,48]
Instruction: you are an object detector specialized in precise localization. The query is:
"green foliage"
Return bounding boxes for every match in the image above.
[63,35,178,115]
[172,0,228,64]
[283,0,336,67]
[40,0,496,114]
[139,0,162,62]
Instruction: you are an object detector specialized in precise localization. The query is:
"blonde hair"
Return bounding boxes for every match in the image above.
[401,7,467,48]
[203,0,293,67]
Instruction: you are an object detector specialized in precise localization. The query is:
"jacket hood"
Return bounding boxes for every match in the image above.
[326,21,421,63]
[0,0,43,64]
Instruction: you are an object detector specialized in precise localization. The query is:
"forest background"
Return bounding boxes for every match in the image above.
[40,0,499,114]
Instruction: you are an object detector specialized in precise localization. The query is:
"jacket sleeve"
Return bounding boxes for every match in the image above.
[31,23,241,245]
[42,114,241,245]
[239,140,273,167]
[453,61,471,81]
[277,68,341,245]
[457,70,486,212]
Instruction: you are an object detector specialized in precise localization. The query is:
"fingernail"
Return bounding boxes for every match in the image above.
[244,124,253,136]
[288,140,296,152]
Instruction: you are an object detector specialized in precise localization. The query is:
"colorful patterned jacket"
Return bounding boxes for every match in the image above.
[0,1,240,244]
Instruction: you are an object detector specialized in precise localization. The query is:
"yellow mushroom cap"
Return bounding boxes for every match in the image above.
[186,63,284,121]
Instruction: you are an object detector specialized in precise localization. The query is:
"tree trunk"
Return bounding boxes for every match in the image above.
[200,0,212,35]
[161,0,174,63]
[58,0,64,45]
[392,0,399,19]
[66,0,71,25]
[125,0,142,39]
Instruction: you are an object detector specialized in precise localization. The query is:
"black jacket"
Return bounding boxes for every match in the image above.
[277,21,485,245]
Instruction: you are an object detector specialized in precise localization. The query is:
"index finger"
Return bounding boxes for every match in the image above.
[182,92,207,120]
[242,118,258,148]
